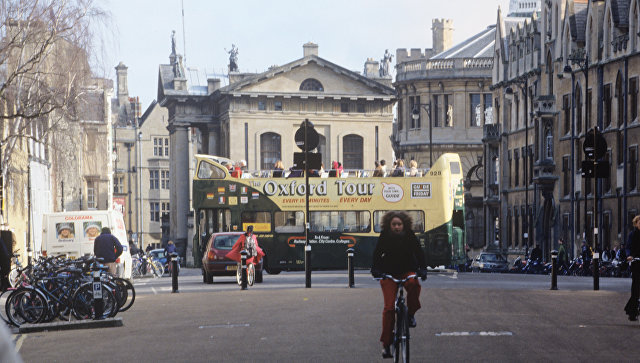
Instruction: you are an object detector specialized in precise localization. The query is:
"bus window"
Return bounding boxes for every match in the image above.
[450,162,461,174]
[274,211,304,233]
[197,161,227,179]
[309,211,370,233]
[373,211,425,233]
[241,211,271,232]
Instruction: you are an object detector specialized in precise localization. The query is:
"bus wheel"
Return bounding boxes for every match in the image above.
[265,268,281,275]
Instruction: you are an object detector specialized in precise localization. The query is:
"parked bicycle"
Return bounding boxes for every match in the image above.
[3,255,135,327]
[131,253,163,278]
[375,274,417,363]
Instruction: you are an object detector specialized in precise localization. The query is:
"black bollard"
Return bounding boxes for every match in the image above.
[593,252,599,291]
[550,249,558,290]
[240,250,248,290]
[171,252,179,293]
[347,247,354,288]
[92,270,104,319]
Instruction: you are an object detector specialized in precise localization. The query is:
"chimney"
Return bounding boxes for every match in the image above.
[115,62,128,107]
[363,58,379,78]
[303,42,318,57]
[207,78,221,94]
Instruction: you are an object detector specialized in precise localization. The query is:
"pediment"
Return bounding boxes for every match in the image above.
[223,57,394,97]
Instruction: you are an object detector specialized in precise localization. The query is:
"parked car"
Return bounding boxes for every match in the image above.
[201,232,263,284]
[471,252,509,273]
[149,248,168,267]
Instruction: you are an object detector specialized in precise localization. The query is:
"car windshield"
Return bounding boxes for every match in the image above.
[214,235,240,250]
[481,254,505,262]
[153,251,166,258]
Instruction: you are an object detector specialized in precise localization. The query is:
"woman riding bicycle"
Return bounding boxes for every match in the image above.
[371,211,427,359]
[226,225,264,266]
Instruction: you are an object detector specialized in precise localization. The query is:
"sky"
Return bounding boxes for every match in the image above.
[101,0,512,108]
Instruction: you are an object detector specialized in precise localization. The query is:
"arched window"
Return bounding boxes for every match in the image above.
[299,78,324,92]
[616,72,623,127]
[343,134,363,169]
[260,132,281,170]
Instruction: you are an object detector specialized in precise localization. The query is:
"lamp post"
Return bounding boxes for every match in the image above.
[505,76,529,253]
[412,102,432,166]
[137,130,144,251]
[564,48,596,289]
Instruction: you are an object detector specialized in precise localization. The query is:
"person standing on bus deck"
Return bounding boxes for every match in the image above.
[232,160,246,178]
[273,160,285,177]
[93,227,123,275]
[624,215,640,321]
[370,211,427,358]
[226,225,265,265]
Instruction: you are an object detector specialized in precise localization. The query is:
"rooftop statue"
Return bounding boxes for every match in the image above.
[379,49,393,77]
[226,44,239,72]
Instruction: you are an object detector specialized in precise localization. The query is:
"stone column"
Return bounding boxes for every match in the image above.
[168,122,190,256]
[207,123,219,156]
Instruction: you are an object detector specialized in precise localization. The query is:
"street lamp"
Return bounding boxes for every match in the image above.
[137,131,143,251]
[412,103,432,166]
[563,49,590,246]
[505,76,529,253]
[564,48,598,289]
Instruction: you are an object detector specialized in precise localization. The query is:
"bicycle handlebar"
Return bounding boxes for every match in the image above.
[374,274,418,283]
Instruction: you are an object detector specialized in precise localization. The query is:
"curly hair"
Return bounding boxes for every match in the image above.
[380,211,413,232]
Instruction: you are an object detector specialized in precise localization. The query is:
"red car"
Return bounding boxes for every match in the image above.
[202,232,263,284]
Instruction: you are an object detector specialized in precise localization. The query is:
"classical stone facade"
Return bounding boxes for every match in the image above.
[393,19,493,250]
[157,42,396,259]
[487,0,640,260]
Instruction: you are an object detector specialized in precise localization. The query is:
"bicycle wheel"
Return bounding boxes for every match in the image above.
[151,261,164,278]
[5,287,48,327]
[394,303,410,363]
[247,263,255,286]
[71,282,118,320]
[8,268,19,287]
[112,278,136,312]
[236,264,242,285]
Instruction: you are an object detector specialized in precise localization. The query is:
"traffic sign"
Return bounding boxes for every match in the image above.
[583,128,607,160]
[295,119,319,151]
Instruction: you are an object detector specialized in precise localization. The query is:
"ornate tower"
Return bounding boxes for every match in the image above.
[432,19,454,55]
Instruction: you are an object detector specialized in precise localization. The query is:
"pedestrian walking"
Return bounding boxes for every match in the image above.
[624,215,640,321]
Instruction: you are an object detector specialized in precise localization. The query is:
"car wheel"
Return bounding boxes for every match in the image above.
[255,269,263,283]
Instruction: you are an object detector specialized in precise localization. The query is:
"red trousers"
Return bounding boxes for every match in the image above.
[379,272,421,346]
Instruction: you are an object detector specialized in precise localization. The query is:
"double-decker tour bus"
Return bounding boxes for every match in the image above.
[192,153,467,273]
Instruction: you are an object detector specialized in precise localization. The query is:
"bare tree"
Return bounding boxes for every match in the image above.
[0,0,108,178]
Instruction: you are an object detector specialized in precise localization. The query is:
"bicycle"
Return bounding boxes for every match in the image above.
[376,274,417,363]
[236,259,255,287]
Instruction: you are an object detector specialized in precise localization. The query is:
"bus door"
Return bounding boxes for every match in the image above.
[197,208,231,253]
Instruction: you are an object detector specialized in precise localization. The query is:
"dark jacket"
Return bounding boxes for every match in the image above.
[94,232,123,263]
[372,229,426,276]
[627,229,640,258]
[164,243,177,255]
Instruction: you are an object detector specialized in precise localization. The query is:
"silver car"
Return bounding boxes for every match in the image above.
[471,252,509,273]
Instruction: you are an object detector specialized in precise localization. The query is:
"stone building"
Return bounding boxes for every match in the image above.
[487,0,640,260]
[112,63,179,250]
[157,41,396,259]
[393,19,494,250]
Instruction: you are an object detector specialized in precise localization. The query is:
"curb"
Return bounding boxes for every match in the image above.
[19,317,123,333]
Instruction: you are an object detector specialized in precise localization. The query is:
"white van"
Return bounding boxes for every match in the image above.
[41,210,132,279]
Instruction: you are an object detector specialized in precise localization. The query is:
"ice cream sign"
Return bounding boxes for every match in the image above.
[381,183,404,202]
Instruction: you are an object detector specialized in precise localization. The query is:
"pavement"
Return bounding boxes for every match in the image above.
[9,269,640,362]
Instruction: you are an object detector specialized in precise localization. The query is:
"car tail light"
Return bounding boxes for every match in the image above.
[116,258,121,263]
[207,250,216,260]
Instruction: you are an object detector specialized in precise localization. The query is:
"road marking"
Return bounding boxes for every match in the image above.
[150,287,158,295]
[199,323,250,329]
[435,331,513,337]
[14,334,26,352]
